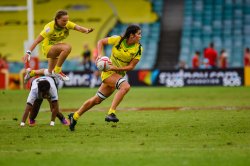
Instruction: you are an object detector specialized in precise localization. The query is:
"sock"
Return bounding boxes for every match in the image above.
[73,112,80,121]
[54,66,62,73]
[30,70,36,77]
[50,121,55,126]
[108,108,116,115]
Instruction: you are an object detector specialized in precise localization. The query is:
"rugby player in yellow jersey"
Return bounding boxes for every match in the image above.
[68,24,142,131]
[23,10,94,82]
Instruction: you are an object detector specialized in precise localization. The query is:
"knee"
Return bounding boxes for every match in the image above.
[120,83,130,93]
[63,44,72,53]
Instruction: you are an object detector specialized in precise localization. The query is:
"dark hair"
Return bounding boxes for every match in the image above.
[38,80,50,92]
[116,24,141,50]
[220,49,225,54]
[54,10,68,25]
[195,51,200,55]
[209,42,214,48]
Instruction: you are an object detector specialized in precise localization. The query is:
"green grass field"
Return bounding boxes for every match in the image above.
[0,87,250,166]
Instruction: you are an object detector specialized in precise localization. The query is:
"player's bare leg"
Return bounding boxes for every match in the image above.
[102,74,130,122]
[47,43,71,81]
[68,84,115,131]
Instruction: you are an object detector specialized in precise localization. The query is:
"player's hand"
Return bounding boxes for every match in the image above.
[87,28,94,33]
[107,60,112,66]
[107,64,116,71]
[95,55,101,65]
[23,50,31,63]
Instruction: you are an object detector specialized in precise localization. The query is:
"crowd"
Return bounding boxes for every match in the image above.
[190,42,250,69]
[0,53,8,70]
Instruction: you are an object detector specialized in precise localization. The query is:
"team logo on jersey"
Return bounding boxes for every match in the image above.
[46,27,50,33]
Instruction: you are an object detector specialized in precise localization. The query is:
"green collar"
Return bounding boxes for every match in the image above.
[54,21,64,31]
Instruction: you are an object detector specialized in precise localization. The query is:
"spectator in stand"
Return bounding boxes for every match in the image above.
[177,60,188,69]
[244,47,250,66]
[200,47,210,69]
[82,43,92,71]
[204,42,218,68]
[0,53,9,70]
[192,51,200,69]
[200,58,210,69]
[219,49,228,69]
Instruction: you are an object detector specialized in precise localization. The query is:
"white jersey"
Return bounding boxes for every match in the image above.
[27,76,58,105]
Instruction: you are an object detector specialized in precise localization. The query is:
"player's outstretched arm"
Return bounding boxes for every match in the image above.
[23,35,44,63]
[50,100,59,126]
[20,104,33,126]
[74,25,94,34]
[96,38,108,60]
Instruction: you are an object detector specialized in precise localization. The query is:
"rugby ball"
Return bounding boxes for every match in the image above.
[96,56,111,71]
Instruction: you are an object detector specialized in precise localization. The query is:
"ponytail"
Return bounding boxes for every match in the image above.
[115,24,141,50]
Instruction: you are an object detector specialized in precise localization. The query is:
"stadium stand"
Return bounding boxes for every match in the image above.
[180,0,250,67]
[0,0,162,72]
[154,0,184,70]
[2,0,250,73]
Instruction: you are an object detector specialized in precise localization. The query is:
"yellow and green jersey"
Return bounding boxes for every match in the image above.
[40,20,76,46]
[107,35,143,76]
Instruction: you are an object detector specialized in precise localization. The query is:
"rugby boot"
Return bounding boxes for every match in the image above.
[105,113,119,122]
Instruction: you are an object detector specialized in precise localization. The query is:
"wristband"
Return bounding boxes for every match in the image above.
[26,50,31,55]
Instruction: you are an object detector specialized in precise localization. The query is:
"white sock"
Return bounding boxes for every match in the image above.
[50,121,55,126]
[20,122,25,126]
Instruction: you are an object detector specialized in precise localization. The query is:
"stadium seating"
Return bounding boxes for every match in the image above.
[180,0,250,67]
[0,0,162,72]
